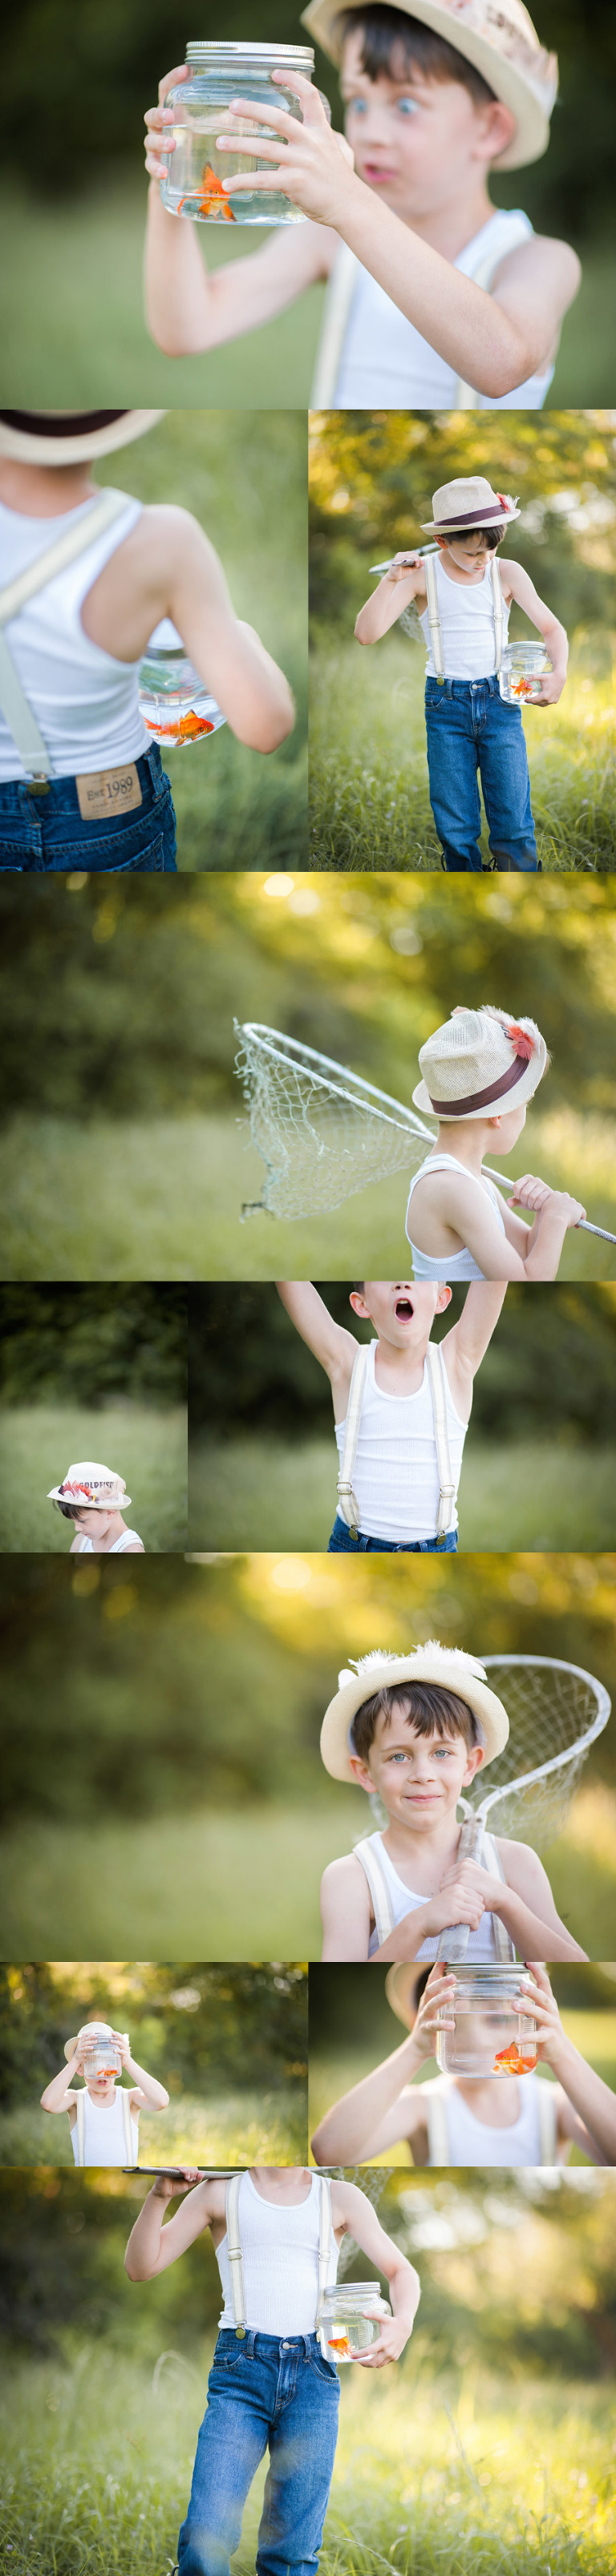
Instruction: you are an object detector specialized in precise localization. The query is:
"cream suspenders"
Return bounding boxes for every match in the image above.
[353,1826,515,1957]
[225,2174,333,2338]
[0,490,129,778]
[73,2085,136,2166]
[424,552,504,687]
[336,1338,458,1540]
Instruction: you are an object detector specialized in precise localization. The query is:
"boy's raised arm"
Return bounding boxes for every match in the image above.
[355,558,424,646]
[276,1283,357,1391]
[444,1282,507,1396]
[144,68,328,358]
[124,2174,213,2279]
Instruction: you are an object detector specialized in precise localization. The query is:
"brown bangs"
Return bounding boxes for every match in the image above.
[336,7,496,106]
[351,1679,481,1762]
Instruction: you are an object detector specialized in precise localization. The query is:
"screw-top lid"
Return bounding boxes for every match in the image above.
[186,41,314,63]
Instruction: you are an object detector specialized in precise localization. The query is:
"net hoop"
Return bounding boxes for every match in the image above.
[236,1022,431,1141]
[460,1653,610,1826]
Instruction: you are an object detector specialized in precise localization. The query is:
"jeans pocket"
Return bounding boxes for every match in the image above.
[308,2352,340,2385]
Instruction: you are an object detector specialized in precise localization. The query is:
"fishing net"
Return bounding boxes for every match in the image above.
[234,1021,434,1220]
[460,1655,610,1850]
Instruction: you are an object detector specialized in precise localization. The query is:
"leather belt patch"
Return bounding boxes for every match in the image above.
[75,763,143,822]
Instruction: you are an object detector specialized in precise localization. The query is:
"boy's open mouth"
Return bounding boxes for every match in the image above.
[363,162,399,184]
[395,1295,415,1322]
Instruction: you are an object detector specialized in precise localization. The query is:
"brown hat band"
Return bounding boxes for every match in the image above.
[0,410,129,436]
[436,502,508,527]
[428,1056,529,1116]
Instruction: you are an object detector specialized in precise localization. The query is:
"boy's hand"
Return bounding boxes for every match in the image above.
[534,668,566,705]
[385,551,423,583]
[144,64,188,184]
[111,2029,132,2067]
[508,1175,586,1227]
[151,2168,202,2201]
[518,1965,569,2072]
[353,2312,411,2367]
[428,1861,488,1936]
[410,1964,456,2057]
[216,73,356,228]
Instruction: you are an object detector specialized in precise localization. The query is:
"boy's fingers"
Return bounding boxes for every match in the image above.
[218,138,286,167]
[158,64,188,106]
[227,94,298,131]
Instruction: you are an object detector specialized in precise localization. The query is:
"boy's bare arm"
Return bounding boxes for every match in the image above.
[216,78,580,398]
[312,2028,425,2164]
[320,1855,374,1960]
[503,560,569,704]
[522,1968,614,2162]
[355,559,425,645]
[443,1282,506,1414]
[275,1283,357,1412]
[333,2182,420,2360]
[144,67,330,357]
[480,1843,588,1962]
[411,1170,586,1282]
[88,506,294,753]
[124,2174,217,2278]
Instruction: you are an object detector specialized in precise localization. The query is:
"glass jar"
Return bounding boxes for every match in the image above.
[318,2283,392,2365]
[82,2041,123,2080]
[139,620,226,751]
[499,642,551,704]
[436,1968,538,2078]
[160,42,315,226]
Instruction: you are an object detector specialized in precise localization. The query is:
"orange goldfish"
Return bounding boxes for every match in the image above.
[493,2043,538,2075]
[179,163,237,220]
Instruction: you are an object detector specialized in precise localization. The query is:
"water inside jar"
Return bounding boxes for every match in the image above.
[161,55,312,226]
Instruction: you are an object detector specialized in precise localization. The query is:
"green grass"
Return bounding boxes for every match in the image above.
[309,2013,616,2168]
[310,630,616,871]
[0,1789,612,1961]
[1,175,614,409]
[188,1434,616,1553]
[163,729,307,873]
[1,1108,614,1282]
[0,2344,614,2576]
[0,2084,305,2170]
[0,1403,187,1551]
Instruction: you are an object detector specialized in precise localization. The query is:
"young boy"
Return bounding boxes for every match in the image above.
[319,1642,589,1963]
[0,410,294,873]
[144,2,579,407]
[311,1962,616,2166]
[124,2163,420,2576]
[41,2017,169,2166]
[404,1003,586,1279]
[277,1276,506,1551]
[47,1461,145,1553]
[355,475,569,872]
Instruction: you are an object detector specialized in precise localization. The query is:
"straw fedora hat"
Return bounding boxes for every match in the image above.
[385,1962,434,2026]
[320,1643,509,1783]
[0,410,166,466]
[412,1005,547,1123]
[47,1463,132,1509]
[300,0,557,169]
[421,478,521,535]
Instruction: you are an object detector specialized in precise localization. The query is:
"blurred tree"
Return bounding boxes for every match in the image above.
[309,410,616,630]
[0,1286,187,1405]
[0,1962,307,2106]
[0,1553,614,1830]
[188,1284,616,1441]
[1,878,615,1120]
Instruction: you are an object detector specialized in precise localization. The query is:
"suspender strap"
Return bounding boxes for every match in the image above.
[310,243,359,405]
[424,2085,451,2166]
[336,1343,369,1533]
[315,2174,333,2325]
[424,1342,457,1538]
[536,2077,558,2167]
[75,2092,85,2166]
[121,2089,136,2166]
[225,2174,247,2334]
[0,490,130,778]
[353,1836,395,1950]
[490,556,504,672]
[424,553,444,682]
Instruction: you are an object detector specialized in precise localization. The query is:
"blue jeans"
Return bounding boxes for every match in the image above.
[328,1516,458,1553]
[424,676,539,871]
[0,741,176,870]
[177,2331,340,2576]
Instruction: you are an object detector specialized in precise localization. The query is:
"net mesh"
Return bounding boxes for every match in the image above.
[234,1023,431,1220]
[462,1657,609,1848]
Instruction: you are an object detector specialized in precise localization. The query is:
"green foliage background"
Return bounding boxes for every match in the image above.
[0,1288,186,1406]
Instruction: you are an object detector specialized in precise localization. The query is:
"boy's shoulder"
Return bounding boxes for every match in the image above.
[492,1833,545,1888]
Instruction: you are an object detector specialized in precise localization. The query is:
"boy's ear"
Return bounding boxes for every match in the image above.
[349,1290,370,1320]
[462,1744,487,1785]
[347,1752,375,1795]
[435,1284,452,1314]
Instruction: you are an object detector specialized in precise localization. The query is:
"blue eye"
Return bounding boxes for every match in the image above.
[398,97,419,115]
[347,98,367,115]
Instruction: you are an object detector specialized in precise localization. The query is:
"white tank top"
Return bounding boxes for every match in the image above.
[334,1340,467,1541]
[0,491,151,781]
[419,2071,549,2166]
[217,2172,339,2335]
[419,555,511,681]
[75,1529,143,1553]
[332,212,554,408]
[406,1154,506,1282]
[364,1831,504,1960]
[70,2086,137,2166]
